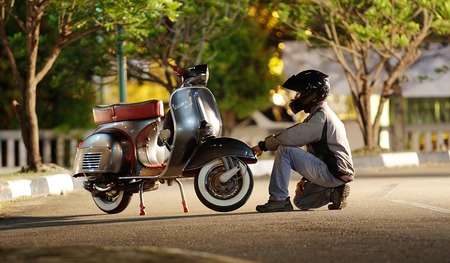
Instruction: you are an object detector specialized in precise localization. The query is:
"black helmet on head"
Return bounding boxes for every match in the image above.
[282,69,330,114]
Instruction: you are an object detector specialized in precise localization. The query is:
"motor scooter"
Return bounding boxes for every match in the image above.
[73,64,257,215]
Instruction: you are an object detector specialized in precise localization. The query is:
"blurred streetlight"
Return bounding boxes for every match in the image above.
[272,92,285,106]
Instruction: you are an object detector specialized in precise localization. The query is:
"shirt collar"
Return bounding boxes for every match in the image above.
[310,101,327,113]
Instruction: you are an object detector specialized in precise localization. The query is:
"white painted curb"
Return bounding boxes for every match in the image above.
[45,174,74,195]
[8,179,32,199]
[0,173,73,201]
[381,152,419,168]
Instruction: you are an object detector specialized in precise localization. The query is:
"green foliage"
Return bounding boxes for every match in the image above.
[432,0,450,35]
[37,37,105,131]
[276,0,450,49]
[0,0,183,130]
[43,0,181,39]
[0,61,20,129]
[122,0,251,91]
[97,0,181,39]
[117,0,277,120]
[207,16,283,119]
[0,0,277,131]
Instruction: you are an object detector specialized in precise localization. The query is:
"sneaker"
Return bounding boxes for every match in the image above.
[256,197,294,212]
[328,184,350,210]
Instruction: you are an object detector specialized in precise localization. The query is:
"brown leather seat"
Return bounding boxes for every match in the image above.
[93,100,164,125]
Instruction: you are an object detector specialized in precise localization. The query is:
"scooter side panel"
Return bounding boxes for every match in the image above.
[183,137,257,172]
[73,132,132,176]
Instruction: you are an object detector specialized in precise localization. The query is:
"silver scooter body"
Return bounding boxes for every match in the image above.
[72,64,257,215]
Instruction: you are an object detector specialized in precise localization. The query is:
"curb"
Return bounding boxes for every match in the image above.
[0,174,82,202]
[1,151,449,202]
[353,151,450,169]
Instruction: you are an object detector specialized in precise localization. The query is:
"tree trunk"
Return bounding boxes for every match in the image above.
[23,81,42,171]
[391,86,406,151]
[222,111,236,136]
[357,91,380,151]
[366,121,378,151]
[21,2,43,171]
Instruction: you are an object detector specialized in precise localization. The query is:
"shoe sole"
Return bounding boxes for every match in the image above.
[256,207,293,213]
[256,204,294,213]
[328,184,350,210]
[340,184,350,208]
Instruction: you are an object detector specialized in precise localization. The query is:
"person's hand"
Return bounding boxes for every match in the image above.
[295,178,308,197]
[252,145,262,157]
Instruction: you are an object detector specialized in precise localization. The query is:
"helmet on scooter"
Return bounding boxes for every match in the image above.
[282,69,330,114]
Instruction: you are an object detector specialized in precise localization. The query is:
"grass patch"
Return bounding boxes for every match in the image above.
[352,147,391,156]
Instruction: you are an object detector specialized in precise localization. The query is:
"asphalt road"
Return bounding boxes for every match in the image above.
[1,165,450,263]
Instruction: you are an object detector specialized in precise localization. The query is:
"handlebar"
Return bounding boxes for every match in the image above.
[173,64,209,86]
[173,66,186,76]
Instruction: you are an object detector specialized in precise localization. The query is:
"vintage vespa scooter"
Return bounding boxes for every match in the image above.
[73,64,257,215]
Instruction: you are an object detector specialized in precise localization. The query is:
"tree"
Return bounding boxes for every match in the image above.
[207,14,283,133]
[272,0,450,151]
[0,0,180,171]
[125,0,250,92]
[37,35,108,131]
[122,1,283,132]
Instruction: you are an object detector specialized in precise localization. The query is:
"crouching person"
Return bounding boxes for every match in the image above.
[252,70,354,212]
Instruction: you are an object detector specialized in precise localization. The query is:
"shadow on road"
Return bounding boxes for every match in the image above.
[0,210,276,231]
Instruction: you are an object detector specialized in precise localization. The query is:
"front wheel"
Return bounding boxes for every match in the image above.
[92,190,132,214]
[195,158,253,212]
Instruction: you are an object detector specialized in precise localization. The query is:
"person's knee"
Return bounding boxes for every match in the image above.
[277,145,295,157]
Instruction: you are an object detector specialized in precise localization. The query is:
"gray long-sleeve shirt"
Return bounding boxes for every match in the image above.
[264,102,355,182]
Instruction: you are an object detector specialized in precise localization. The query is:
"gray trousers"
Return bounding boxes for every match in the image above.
[268,145,344,209]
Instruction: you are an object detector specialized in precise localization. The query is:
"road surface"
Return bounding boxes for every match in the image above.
[1,165,449,263]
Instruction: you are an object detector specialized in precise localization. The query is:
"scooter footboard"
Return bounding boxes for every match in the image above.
[183,137,257,172]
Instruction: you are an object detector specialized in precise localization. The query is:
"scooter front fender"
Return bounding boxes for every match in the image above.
[183,137,257,172]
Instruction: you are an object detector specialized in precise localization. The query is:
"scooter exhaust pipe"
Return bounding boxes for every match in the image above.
[93,184,113,192]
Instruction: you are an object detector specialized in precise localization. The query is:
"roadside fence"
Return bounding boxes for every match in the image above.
[0,130,87,171]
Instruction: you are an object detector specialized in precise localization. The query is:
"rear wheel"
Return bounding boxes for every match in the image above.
[92,189,132,214]
[195,158,253,212]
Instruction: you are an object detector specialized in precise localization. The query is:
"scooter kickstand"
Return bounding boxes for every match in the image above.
[174,179,189,213]
[139,182,146,216]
